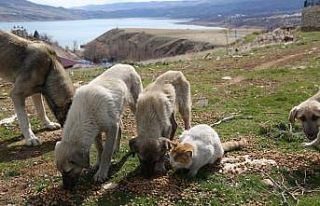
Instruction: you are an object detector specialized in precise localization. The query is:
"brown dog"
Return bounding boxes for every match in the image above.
[0,31,74,146]
[289,93,320,147]
[130,71,191,177]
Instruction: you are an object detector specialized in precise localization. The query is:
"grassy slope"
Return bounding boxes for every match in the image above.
[0,31,320,205]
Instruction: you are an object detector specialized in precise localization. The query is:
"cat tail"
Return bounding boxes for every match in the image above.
[222,139,248,152]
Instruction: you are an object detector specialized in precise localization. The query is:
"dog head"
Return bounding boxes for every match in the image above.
[55,141,90,190]
[129,137,172,177]
[289,100,320,140]
[56,99,73,126]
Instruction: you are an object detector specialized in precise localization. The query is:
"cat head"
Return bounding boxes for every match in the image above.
[169,142,193,169]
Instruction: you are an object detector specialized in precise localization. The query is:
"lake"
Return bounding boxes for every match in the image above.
[0,18,221,49]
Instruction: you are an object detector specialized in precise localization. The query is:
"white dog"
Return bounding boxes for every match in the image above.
[55,64,142,189]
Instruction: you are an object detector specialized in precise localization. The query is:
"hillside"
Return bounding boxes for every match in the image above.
[0,0,304,29]
[84,28,216,62]
[83,28,257,62]
[0,30,320,205]
[0,0,111,22]
[79,0,304,28]
[0,0,79,21]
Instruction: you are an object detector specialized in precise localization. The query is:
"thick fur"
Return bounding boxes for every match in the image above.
[0,31,74,146]
[289,92,320,147]
[148,70,192,130]
[136,84,176,140]
[102,64,143,113]
[131,83,175,176]
[170,124,246,176]
[55,68,136,188]
[131,71,191,176]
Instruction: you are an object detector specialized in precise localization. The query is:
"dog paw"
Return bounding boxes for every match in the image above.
[303,142,312,147]
[94,170,108,183]
[45,122,61,130]
[26,137,41,146]
[188,169,198,177]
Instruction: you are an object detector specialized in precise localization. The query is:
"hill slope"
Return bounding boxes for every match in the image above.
[0,0,304,26]
[84,28,218,62]
[0,0,111,22]
[79,0,303,19]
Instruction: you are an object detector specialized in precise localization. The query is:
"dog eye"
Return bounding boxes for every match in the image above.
[300,116,306,121]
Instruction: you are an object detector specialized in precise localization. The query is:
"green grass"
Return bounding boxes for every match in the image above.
[1,30,320,205]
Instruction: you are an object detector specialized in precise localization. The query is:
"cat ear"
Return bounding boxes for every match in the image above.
[186,151,193,158]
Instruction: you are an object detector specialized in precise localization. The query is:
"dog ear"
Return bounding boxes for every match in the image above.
[69,149,90,169]
[129,137,140,154]
[289,106,300,124]
[159,137,175,152]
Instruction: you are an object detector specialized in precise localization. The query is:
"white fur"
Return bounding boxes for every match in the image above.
[171,124,224,176]
[55,65,141,182]
[150,70,192,130]
[99,64,143,113]
[136,84,176,139]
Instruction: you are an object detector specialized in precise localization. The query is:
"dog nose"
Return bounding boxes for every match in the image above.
[305,131,317,140]
[140,164,155,178]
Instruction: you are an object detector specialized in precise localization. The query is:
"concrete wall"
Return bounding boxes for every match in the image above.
[302,5,320,31]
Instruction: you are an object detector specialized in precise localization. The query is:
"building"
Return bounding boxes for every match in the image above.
[302,0,320,31]
[304,0,320,7]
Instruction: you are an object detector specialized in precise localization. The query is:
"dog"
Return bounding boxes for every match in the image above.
[289,92,320,147]
[130,84,176,177]
[0,31,74,146]
[130,71,191,177]
[55,65,142,189]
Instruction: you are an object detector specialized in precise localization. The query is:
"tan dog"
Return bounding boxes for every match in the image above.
[289,93,320,147]
[130,71,192,177]
[0,31,74,146]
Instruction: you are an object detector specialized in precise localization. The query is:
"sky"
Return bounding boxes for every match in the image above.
[27,0,180,8]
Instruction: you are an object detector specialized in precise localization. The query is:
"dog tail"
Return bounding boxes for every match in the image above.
[222,139,248,152]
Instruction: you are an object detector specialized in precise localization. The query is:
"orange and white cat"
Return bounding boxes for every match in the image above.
[169,124,247,176]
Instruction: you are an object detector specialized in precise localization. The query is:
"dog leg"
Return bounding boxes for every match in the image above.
[32,93,60,130]
[94,123,119,182]
[11,92,41,146]
[113,120,122,153]
[94,133,103,170]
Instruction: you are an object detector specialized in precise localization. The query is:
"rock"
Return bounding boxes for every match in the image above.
[103,182,118,190]
[222,76,232,80]
[261,178,275,188]
[194,98,208,108]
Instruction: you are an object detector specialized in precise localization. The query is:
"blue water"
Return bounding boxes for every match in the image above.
[0,18,220,48]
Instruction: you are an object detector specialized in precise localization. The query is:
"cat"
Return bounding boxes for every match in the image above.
[169,124,247,176]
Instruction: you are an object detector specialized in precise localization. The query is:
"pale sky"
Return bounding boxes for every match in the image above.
[27,0,181,8]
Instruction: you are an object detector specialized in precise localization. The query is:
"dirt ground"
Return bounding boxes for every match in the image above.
[0,30,320,205]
